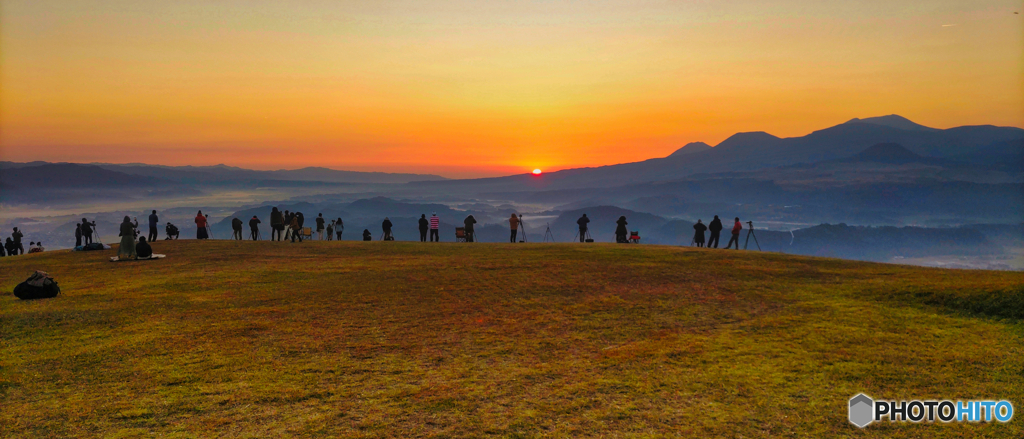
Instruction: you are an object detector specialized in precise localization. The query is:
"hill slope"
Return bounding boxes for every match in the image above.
[1,242,1022,437]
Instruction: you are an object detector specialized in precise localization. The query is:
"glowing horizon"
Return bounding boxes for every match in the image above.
[2,1,1022,179]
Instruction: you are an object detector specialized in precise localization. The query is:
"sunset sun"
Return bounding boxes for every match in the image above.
[532,169,542,175]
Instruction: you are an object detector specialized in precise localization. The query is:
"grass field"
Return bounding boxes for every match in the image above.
[1,240,1022,438]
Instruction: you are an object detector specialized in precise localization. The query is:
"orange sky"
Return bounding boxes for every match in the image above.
[2,0,1022,178]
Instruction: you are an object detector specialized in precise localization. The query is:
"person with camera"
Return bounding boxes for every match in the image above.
[616,216,629,243]
[195,210,209,240]
[249,215,261,240]
[81,218,97,245]
[576,214,590,242]
[508,214,520,243]
[165,222,179,240]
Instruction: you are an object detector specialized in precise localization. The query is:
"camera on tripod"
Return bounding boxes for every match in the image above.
[744,221,761,251]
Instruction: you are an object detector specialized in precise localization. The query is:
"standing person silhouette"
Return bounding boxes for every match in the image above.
[726,217,742,249]
[231,217,244,240]
[11,227,24,255]
[508,214,520,243]
[316,213,326,240]
[693,220,707,247]
[195,210,209,240]
[118,216,137,260]
[270,207,284,241]
[335,217,344,240]
[290,213,303,242]
[283,210,293,241]
[615,216,628,243]
[463,215,477,242]
[148,210,159,242]
[429,212,440,242]
[707,215,723,248]
[382,217,394,241]
[249,215,261,240]
[75,224,83,247]
[576,214,590,242]
[419,214,429,242]
[81,218,96,245]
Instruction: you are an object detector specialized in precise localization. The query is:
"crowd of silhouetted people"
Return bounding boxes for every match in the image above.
[7,208,755,261]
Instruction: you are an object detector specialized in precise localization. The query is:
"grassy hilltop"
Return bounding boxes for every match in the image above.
[1,241,1022,438]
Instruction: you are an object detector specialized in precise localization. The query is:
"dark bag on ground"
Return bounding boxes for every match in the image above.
[14,271,60,300]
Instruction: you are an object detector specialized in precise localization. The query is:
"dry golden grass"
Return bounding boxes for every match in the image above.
[1,240,1022,437]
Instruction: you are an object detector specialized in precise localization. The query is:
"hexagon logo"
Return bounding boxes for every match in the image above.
[849,394,874,428]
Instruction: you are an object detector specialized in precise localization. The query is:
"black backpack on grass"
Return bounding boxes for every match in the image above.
[13,271,60,300]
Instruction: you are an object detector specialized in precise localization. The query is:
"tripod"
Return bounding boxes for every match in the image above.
[517,215,528,243]
[573,229,593,243]
[744,221,761,251]
[543,223,555,242]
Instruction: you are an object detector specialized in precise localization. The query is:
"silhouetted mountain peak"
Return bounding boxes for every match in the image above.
[844,115,938,132]
[0,163,164,189]
[669,142,712,157]
[714,132,782,150]
[854,143,924,163]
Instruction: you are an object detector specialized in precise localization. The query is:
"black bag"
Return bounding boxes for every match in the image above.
[13,271,60,300]
[83,242,106,251]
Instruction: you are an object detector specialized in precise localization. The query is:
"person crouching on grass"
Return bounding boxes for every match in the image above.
[136,237,153,259]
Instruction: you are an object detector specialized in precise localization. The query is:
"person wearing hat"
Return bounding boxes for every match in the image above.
[429,212,440,242]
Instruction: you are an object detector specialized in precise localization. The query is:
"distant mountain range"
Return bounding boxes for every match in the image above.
[0,162,447,186]
[0,163,165,190]
[412,115,1023,192]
